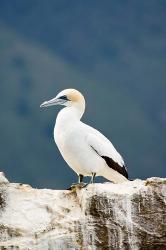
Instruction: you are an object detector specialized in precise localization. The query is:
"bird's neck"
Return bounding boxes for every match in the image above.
[55,105,84,132]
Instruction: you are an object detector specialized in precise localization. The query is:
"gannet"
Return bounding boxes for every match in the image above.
[40,89,129,186]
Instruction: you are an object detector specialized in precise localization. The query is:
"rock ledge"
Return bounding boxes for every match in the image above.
[0,172,166,250]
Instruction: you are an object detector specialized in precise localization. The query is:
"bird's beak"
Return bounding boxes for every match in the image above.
[40,97,65,108]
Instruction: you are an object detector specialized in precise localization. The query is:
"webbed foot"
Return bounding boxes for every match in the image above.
[67,182,88,190]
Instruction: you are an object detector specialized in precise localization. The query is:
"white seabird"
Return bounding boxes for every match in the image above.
[40,89,129,186]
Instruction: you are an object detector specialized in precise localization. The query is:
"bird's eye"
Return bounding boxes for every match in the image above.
[59,95,69,101]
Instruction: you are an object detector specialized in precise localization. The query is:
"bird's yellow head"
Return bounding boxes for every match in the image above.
[40,89,85,109]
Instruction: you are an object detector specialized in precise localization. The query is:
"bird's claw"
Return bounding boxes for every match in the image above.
[67,182,88,190]
[81,183,88,188]
[66,183,77,190]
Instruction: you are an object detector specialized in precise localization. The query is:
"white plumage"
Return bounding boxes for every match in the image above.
[40,89,129,185]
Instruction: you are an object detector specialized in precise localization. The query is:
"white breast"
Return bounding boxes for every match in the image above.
[54,122,106,176]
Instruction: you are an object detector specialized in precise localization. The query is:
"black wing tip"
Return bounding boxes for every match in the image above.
[123,165,129,179]
[90,145,129,179]
[102,156,129,179]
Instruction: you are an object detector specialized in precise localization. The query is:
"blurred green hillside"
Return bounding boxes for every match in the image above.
[0,1,165,188]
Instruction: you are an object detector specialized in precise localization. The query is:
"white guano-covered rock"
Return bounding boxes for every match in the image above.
[0,172,166,250]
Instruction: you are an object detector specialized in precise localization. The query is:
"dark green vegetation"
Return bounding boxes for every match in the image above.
[0,1,165,188]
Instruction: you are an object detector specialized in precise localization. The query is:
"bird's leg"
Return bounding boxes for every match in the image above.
[78,174,84,183]
[67,174,84,190]
[81,172,96,189]
[78,174,88,188]
[90,172,96,184]
[67,173,96,190]
[77,174,85,188]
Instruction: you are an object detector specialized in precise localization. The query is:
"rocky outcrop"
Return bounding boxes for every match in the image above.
[0,172,165,250]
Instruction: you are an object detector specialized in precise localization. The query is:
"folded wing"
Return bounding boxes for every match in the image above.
[86,131,128,179]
